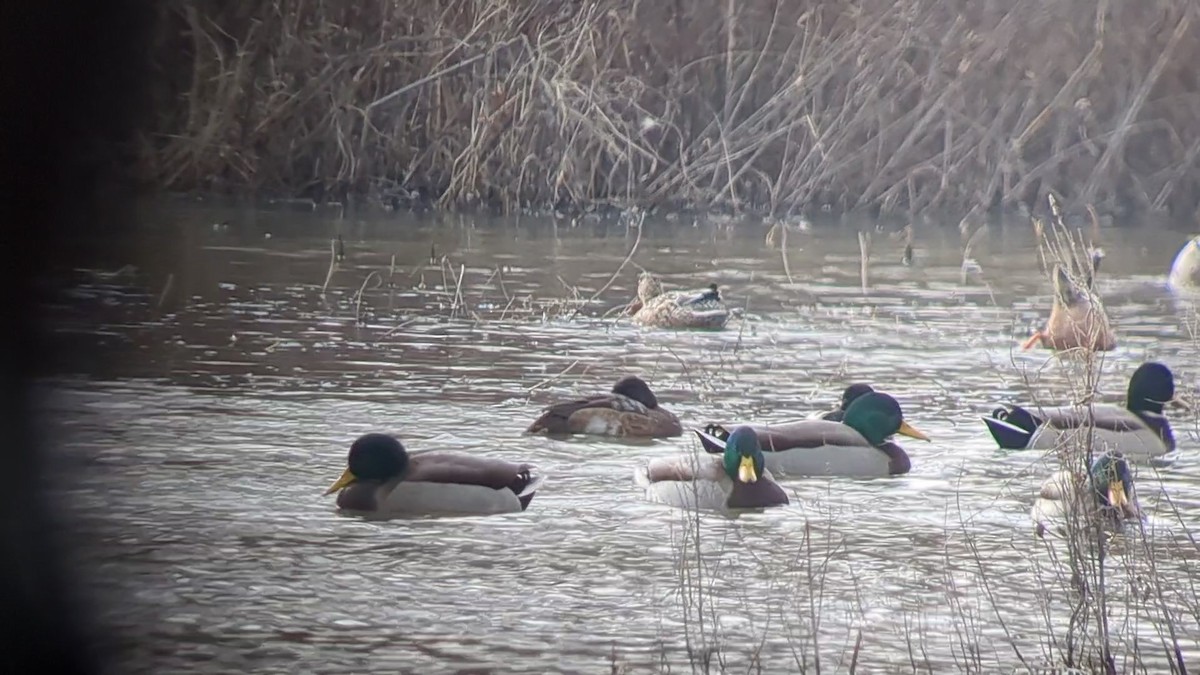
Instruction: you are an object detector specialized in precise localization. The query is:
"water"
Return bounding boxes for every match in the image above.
[41,201,1200,673]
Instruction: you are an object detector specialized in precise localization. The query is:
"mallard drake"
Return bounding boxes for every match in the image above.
[1168,235,1200,291]
[982,361,1184,462]
[696,392,931,477]
[806,383,876,421]
[634,426,789,511]
[1022,264,1116,351]
[324,433,544,516]
[526,375,682,438]
[631,272,730,329]
[1031,451,1141,537]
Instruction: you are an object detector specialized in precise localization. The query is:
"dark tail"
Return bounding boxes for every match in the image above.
[981,406,1038,449]
[514,473,544,511]
[680,284,722,306]
[694,425,730,454]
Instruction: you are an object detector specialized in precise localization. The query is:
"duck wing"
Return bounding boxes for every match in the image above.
[1032,405,1148,433]
[526,393,648,433]
[675,286,722,307]
[754,420,873,452]
[694,419,856,454]
[406,452,538,494]
[643,455,724,483]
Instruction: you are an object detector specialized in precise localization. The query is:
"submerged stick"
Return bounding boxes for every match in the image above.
[353,271,382,324]
[857,231,871,294]
[321,237,338,296]
[157,273,175,309]
[567,211,644,321]
[780,222,795,285]
[524,359,581,393]
[452,263,466,313]
[962,223,989,283]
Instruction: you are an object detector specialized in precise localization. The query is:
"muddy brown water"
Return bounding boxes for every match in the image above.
[39,200,1200,673]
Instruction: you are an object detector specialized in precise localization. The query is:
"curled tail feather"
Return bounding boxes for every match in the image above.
[981,405,1038,449]
[694,425,731,454]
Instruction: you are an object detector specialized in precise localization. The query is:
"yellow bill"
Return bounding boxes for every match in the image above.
[1168,396,1191,412]
[324,467,358,496]
[1108,480,1128,508]
[738,455,758,483]
[897,420,931,442]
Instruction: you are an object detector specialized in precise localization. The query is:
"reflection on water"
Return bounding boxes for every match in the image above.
[43,201,1200,672]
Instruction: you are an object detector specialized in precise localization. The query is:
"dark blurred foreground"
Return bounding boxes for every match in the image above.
[1,4,153,673]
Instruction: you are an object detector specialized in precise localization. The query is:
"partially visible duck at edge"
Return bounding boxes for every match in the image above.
[324,433,544,517]
[982,361,1187,463]
[1168,235,1200,292]
[807,383,876,422]
[697,392,931,478]
[526,375,682,438]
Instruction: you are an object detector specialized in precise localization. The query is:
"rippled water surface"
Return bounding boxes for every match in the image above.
[43,202,1200,673]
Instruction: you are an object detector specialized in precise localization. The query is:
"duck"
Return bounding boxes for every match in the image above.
[1031,451,1141,537]
[634,426,790,511]
[526,375,682,438]
[982,361,1184,462]
[1168,235,1200,291]
[806,383,876,421]
[1021,263,1116,351]
[695,392,931,477]
[631,271,730,329]
[324,433,544,516]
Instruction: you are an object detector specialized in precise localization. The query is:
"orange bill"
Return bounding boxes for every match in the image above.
[324,468,357,496]
[898,420,931,442]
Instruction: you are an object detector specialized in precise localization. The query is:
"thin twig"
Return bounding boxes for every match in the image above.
[567,210,644,321]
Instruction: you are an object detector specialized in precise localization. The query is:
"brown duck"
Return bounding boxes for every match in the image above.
[1022,264,1115,351]
[526,375,682,438]
[631,272,731,329]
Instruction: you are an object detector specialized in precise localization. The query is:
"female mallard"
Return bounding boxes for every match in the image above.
[324,433,544,516]
[631,272,730,329]
[1168,235,1200,291]
[807,383,876,421]
[526,375,682,438]
[634,426,789,511]
[696,392,931,477]
[1031,452,1141,537]
[1022,264,1115,351]
[982,361,1184,462]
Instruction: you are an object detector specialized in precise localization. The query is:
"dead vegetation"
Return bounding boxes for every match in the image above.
[140,0,1200,218]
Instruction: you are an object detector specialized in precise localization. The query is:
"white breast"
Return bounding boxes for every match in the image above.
[368,482,524,517]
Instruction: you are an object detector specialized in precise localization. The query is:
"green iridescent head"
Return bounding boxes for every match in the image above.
[842,392,930,446]
[722,426,766,484]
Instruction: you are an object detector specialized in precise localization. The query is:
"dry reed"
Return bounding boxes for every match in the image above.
[139,0,1200,219]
